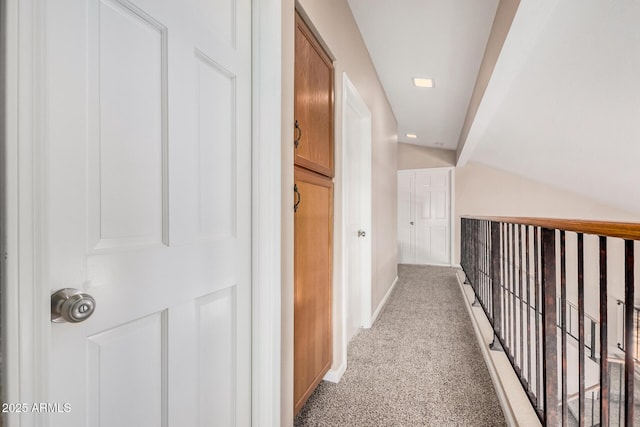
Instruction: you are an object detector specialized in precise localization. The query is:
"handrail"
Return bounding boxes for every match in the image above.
[461,216,640,240]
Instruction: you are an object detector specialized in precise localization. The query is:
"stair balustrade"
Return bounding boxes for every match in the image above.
[461,217,640,426]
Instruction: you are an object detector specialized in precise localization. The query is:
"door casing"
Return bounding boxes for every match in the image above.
[2,0,282,425]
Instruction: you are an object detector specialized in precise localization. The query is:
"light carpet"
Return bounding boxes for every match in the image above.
[294,264,506,426]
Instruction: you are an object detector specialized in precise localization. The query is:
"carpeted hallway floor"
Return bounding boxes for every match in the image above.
[294,264,506,426]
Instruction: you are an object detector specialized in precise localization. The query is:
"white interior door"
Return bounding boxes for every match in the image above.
[397,169,451,266]
[44,0,251,425]
[345,105,363,342]
[414,169,450,265]
[343,74,372,343]
[397,171,414,264]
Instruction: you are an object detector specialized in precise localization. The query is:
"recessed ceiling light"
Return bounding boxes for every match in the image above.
[413,77,434,88]
[406,133,417,139]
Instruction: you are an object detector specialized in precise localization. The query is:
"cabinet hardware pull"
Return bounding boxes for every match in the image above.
[294,184,301,212]
[294,120,302,149]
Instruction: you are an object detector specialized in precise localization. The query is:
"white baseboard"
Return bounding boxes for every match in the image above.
[456,273,541,426]
[366,276,398,328]
[323,362,347,383]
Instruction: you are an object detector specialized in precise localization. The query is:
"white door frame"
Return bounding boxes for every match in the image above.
[3,0,282,425]
[251,0,282,425]
[398,167,455,266]
[340,73,372,369]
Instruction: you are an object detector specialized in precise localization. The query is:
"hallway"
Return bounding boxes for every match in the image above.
[294,264,505,426]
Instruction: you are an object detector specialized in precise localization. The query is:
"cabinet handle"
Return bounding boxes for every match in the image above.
[294,184,301,212]
[294,120,302,149]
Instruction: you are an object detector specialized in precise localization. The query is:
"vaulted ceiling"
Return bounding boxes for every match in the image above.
[349,0,640,215]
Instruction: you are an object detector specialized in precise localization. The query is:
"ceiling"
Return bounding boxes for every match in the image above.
[349,0,640,215]
[348,0,500,150]
[466,0,640,214]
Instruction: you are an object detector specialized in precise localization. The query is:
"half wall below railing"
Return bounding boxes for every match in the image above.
[460,216,640,426]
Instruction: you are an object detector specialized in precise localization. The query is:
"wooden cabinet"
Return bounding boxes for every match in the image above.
[294,13,334,177]
[294,166,333,413]
[293,11,335,416]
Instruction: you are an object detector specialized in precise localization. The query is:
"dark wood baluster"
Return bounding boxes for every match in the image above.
[483,221,487,311]
[504,223,509,351]
[484,221,493,316]
[596,267,608,427]
[512,223,517,364]
[624,240,635,427]
[577,233,585,427]
[502,224,510,353]
[526,226,532,390]
[541,227,558,426]
[491,222,502,349]
[534,226,541,412]
[519,224,524,374]
[474,220,478,290]
[560,230,568,425]
[486,221,491,316]
[462,219,466,273]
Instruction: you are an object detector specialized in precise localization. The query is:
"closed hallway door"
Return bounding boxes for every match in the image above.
[397,169,452,266]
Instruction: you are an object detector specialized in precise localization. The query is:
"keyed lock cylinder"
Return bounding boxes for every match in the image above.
[51,288,96,323]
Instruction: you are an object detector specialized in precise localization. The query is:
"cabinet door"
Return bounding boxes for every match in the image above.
[294,166,333,414]
[294,13,334,177]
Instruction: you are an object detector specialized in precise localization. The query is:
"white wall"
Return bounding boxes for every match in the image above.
[281,1,398,424]
[280,0,295,422]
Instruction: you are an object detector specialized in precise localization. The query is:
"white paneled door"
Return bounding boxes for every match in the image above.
[397,169,452,266]
[397,171,414,264]
[45,0,251,425]
[343,81,372,341]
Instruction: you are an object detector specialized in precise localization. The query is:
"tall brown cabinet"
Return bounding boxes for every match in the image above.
[293,12,334,415]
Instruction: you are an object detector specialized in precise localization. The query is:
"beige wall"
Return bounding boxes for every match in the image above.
[455,162,640,263]
[398,143,455,169]
[455,162,640,348]
[394,148,640,274]
[281,0,398,424]
[295,0,400,317]
[396,141,640,323]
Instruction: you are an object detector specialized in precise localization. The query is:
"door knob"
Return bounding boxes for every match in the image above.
[410,221,414,225]
[358,230,366,237]
[51,288,96,323]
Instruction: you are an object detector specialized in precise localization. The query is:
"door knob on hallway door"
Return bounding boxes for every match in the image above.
[410,221,414,225]
[358,230,366,237]
[51,288,96,323]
